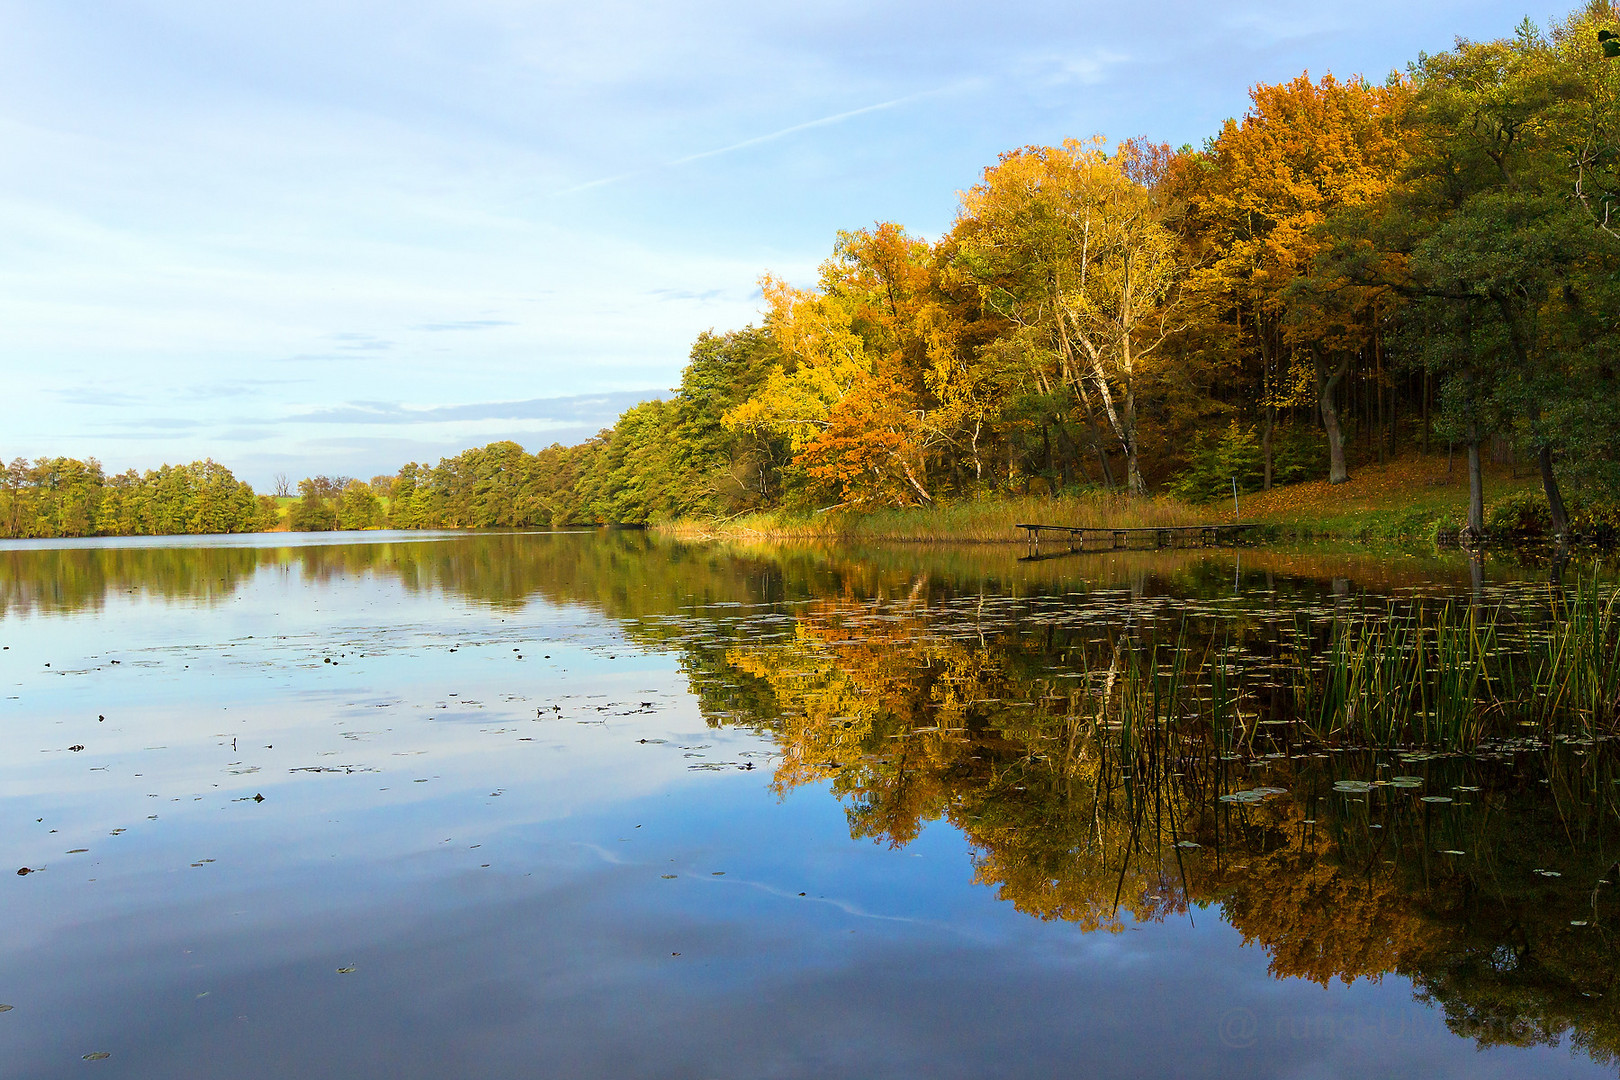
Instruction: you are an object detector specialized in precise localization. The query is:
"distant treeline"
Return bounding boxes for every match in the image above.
[0,457,277,539]
[301,330,780,529]
[352,6,1620,535]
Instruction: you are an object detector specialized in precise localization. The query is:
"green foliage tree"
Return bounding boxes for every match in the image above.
[288,477,341,532]
[335,480,382,530]
[0,457,267,538]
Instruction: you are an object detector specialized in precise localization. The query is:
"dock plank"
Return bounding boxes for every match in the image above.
[1015,521,1261,557]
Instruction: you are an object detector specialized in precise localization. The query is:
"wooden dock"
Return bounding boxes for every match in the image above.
[1015,521,1262,558]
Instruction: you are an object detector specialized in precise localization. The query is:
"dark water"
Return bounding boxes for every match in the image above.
[1,531,1617,1079]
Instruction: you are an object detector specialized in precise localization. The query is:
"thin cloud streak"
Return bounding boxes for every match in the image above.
[287,390,660,426]
[666,84,963,166]
[553,82,966,198]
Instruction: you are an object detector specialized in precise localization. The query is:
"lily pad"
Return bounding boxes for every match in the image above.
[1333,780,1374,794]
[336,967,356,974]
[83,1053,110,1061]
[1420,796,1453,803]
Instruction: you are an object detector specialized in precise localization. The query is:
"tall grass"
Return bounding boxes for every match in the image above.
[1062,578,1620,752]
[661,492,1209,543]
[1293,582,1619,747]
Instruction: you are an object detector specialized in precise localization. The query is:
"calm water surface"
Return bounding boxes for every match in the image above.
[1,531,1616,1079]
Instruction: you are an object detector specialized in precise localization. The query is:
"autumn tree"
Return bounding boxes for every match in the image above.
[953,139,1192,495]
[1175,74,1409,486]
[726,239,946,508]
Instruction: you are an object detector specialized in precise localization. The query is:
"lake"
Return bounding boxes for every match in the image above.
[2,531,1617,1079]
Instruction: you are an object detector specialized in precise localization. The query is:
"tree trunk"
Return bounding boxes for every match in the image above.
[1122,388,1143,496]
[1088,367,1132,479]
[1069,389,1115,490]
[1313,349,1350,484]
[1538,444,1570,542]
[1376,348,1387,465]
[1466,426,1484,540]
[1261,406,1275,491]
[898,457,933,505]
[1052,418,1092,486]
[1422,370,1431,453]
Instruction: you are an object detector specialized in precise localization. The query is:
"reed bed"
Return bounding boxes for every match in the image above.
[1062,577,1620,752]
[660,493,1208,544]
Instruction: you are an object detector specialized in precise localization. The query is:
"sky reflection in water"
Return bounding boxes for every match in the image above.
[0,532,1613,1079]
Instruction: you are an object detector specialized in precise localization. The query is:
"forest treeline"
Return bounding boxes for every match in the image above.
[11,4,1620,541]
[0,457,276,540]
[352,4,1620,538]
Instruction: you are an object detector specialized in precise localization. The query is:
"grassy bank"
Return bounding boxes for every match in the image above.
[660,492,1207,544]
[660,454,1547,544]
[1240,454,1539,541]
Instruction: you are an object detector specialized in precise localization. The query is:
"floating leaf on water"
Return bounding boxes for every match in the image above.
[1176,840,1201,849]
[660,874,677,879]
[1387,776,1423,788]
[0,1004,12,1012]
[1572,920,1590,927]
[1440,850,1466,855]
[83,1053,110,1061]
[1535,870,1563,877]
[1454,785,1481,792]
[1333,781,1374,793]
[336,967,356,974]
[1420,796,1453,803]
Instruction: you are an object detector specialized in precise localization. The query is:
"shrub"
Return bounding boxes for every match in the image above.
[1168,421,1261,503]
[1269,422,1325,486]
[1570,495,1620,541]
[1169,420,1323,503]
[1485,491,1551,537]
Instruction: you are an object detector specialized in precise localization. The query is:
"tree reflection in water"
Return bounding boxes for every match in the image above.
[3,530,1618,1061]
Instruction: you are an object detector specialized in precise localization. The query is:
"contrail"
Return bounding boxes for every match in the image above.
[550,170,639,198]
[666,87,947,166]
[551,83,964,198]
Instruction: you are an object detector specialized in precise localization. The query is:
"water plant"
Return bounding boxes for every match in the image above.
[1054,577,1620,753]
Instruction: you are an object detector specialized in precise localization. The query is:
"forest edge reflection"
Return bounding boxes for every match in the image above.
[3,531,1618,1066]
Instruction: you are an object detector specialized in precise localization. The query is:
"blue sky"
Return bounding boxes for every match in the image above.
[0,0,1559,487]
